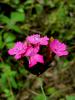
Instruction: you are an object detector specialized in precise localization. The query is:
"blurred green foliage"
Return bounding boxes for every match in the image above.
[0,0,75,100]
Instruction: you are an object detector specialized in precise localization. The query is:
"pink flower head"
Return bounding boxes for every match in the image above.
[29,54,44,68]
[25,45,40,57]
[26,34,49,45]
[50,39,68,56]
[40,36,49,45]
[8,42,27,59]
[24,44,44,67]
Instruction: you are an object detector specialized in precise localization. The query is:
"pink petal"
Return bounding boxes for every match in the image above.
[25,45,40,57]
[14,42,23,48]
[58,43,67,50]
[8,48,15,55]
[29,54,44,68]
[33,45,40,54]
[26,34,40,44]
[29,57,37,68]
[40,36,49,45]
[14,54,21,60]
[34,54,44,63]
[50,40,56,50]
[15,42,27,54]
[25,46,34,56]
[49,39,69,57]
[56,51,69,56]
[8,41,27,59]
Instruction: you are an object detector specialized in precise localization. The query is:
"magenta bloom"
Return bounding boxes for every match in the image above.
[50,39,68,56]
[40,36,49,45]
[29,54,44,68]
[25,45,40,57]
[8,41,44,67]
[24,45,44,68]
[8,34,69,69]
[8,42,27,59]
[26,34,49,45]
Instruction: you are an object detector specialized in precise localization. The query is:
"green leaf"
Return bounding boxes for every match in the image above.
[25,0,34,5]
[4,89,11,97]
[0,35,4,49]
[1,74,7,89]
[3,33,16,43]
[66,95,75,100]
[6,42,15,49]
[47,87,57,94]
[44,0,55,7]
[48,5,67,25]
[59,99,65,100]
[10,25,21,32]
[35,4,43,14]
[11,11,25,22]
[8,96,15,100]
[12,0,20,4]
[0,63,16,77]
[0,15,9,24]
[10,77,17,89]
[0,63,6,69]
[0,40,4,49]
[34,94,46,100]
[4,89,15,100]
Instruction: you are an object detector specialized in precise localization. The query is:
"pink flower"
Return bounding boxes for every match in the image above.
[24,45,44,67]
[29,54,44,68]
[26,34,49,45]
[40,36,49,45]
[49,39,68,56]
[8,42,27,59]
[25,45,40,57]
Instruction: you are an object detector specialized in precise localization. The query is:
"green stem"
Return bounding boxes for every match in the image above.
[39,78,47,100]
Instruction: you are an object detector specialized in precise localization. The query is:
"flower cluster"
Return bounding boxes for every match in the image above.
[8,34,68,68]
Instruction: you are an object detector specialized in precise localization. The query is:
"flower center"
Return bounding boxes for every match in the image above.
[34,35,40,41]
